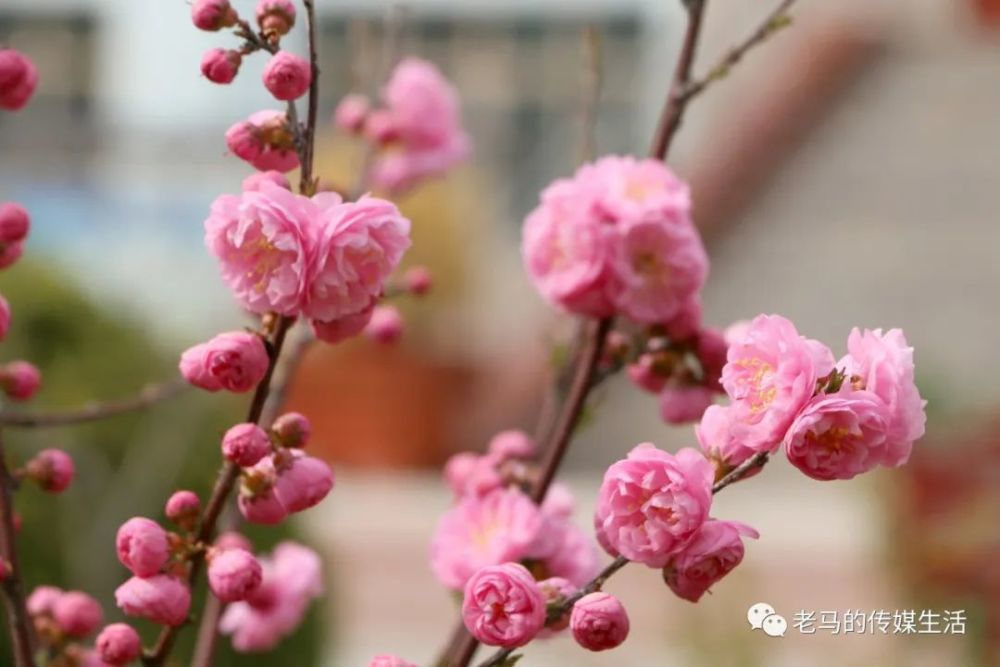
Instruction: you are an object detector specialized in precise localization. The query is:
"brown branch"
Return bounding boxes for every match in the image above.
[0,379,187,429]
[300,0,320,194]
[0,433,36,667]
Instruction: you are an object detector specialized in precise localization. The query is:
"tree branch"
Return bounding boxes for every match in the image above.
[0,433,36,667]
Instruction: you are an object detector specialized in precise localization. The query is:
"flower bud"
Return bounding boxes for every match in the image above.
[207,548,263,602]
[364,110,398,145]
[237,486,288,525]
[215,531,252,552]
[95,623,141,666]
[262,51,311,101]
[402,266,432,296]
[0,294,10,342]
[368,656,418,667]
[115,575,191,626]
[273,455,333,513]
[52,591,103,638]
[0,202,30,244]
[311,305,374,345]
[225,121,264,163]
[0,49,38,111]
[201,48,242,85]
[179,331,269,393]
[658,385,714,425]
[0,360,40,401]
[487,430,535,461]
[116,517,170,577]
[222,423,272,467]
[191,0,238,31]
[570,592,629,651]
[270,412,311,449]
[164,490,201,529]
[626,354,668,394]
[256,0,296,36]
[25,448,74,493]
[461,563,545,648]
[333,94,370,133]
[27,586,63,616]
[364,305,403,344]
[0,241,23,270]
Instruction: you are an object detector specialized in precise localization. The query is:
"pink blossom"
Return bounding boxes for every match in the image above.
[334,94,370,133]
[222,423,272,467]
[840,328,926,466]
[570,592,630,651]
[311,303,374,344]
[95,623,141,666]
[663,296,703,341]
[25,448,74,493]
[256,0,296,35]
[271,412,311,448]
[662,519,759,602]
[304,196,411,322]
[784,391,892,481]
[364,110,399,145]
[370,136,470,193]
[201,48,241,84]
[721,314,834,452]
[488,430,535,461]
[368,655,418,667]
[594,444,713,568]
[263,51,311,101]
[1,360,41,401]
[626,354,668,394]
[696,405,757,479]
[204,184,319,315]
[382,58,466,151]
[27,585,63,616]
[225,110,299,173]
[442,452,503,499]
[116,517,170,578]
[364,305,404,344]
[581,155,690,224]
[208,548,264,602]
[219,542,322,652]
[542,520,600,587]
[53,591,103,637]
[0,241,24,270]
[403,265,432,295]
[461,563,545,648]
[430,487,543,589]
[0,294,9,341]
[242,170,290,192]
[0,202,30,244]
[164,490,201,527]
[658,385,715,425]
[191,0,237,31]
[115,575,191,626]
[273,453,334,512]
[0,49,38,111]
[179,332,269,393]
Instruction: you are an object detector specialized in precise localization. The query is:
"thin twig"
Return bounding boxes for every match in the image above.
[0,433,35,667]
[300,0,320,194]
[0,378,187,429]
[578,25,603,165]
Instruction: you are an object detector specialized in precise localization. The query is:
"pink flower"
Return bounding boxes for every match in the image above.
[581,155,690,224]
[95,623,141,666]
[627,354,668,394]
[488,430,535,461]
[27,585,63,616]
[272,453,334,513]
[115,575,191,626]
[164,490,201,528]
[594,444,713,568]
[191,0,237,31]
[219,542,322,652]
[721,314,834,452]
[658,385,715,425]
[0,294,9,341]
[271,412,311,448]
[364,305,404,344]
[382,58,466,151]
[0,202,30,244]
[263,51,311,101]
[663,296,703,341]
[0,241,24,270]
[442,452,503,499]
[840,328,926,466]
[784,391,892,481]
[222,423,272,467]
[208,548,264,602]
[461,563,545,648]
[696,405,757,479]
[369,136,470,193]
[179,332,269,392]
[25,448,74,493]
[256,0,296,36]
[570,592,630,651]
[1,361,41,401]
[368,655,418,667]
[430,487,543,590]
[304,196,411,322]
[364,110,398,145]
[242,170,290,192]
[0,49,38,111]
[311,304,374,344]
[53,591,103,637]
[201,48,241,84]
[662,519,759,602]
[541,520,600,588]
[334,94,370,133]
[225,110,299,173]
[116,517,170,578]
[695,327,728,390]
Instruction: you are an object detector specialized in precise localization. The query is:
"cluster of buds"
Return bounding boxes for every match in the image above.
[26,586,121,665]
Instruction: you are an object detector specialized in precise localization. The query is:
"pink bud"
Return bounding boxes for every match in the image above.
[242,170,290,192]
[570,592,629,651]
[215,531,252,552]
[273,455,334,513]
[626,354,667,394]
[95,623,141,666]
[402,266,432,296]
[364,305,403,344]
[179,331,269,393]
[0,241,24,270]
[262,51,311,101]
[487,430,535,461]
[663,296,702,341]
[225,121,264,163]
[116,517,170,578]
[0,202,30,244]
[238,486,288,525]
[53,591,103,638]
[364,110,398,145]
[222,423,271,467]
[115,575,191,626]
[0,49,38,111]
[201,48,242,85]
[333,94,370,133]
[0,294,10,342]
[311,304,374,345]
[256,0,296,36]
[27,585,63,616]
[461,563,545,648]
[25,448,74,493]
[191,0,238,31]
[207,548,263,602]
[658,385,715,425]
[270,412,311,449]
[1,360,40,401]
[368,656,418,667]
[164,490,201,528]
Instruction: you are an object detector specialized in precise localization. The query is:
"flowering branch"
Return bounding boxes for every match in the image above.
[0,433,35,667]
[0,378,187,429]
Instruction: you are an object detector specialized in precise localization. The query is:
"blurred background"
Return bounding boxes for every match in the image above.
[1,0,999,665]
